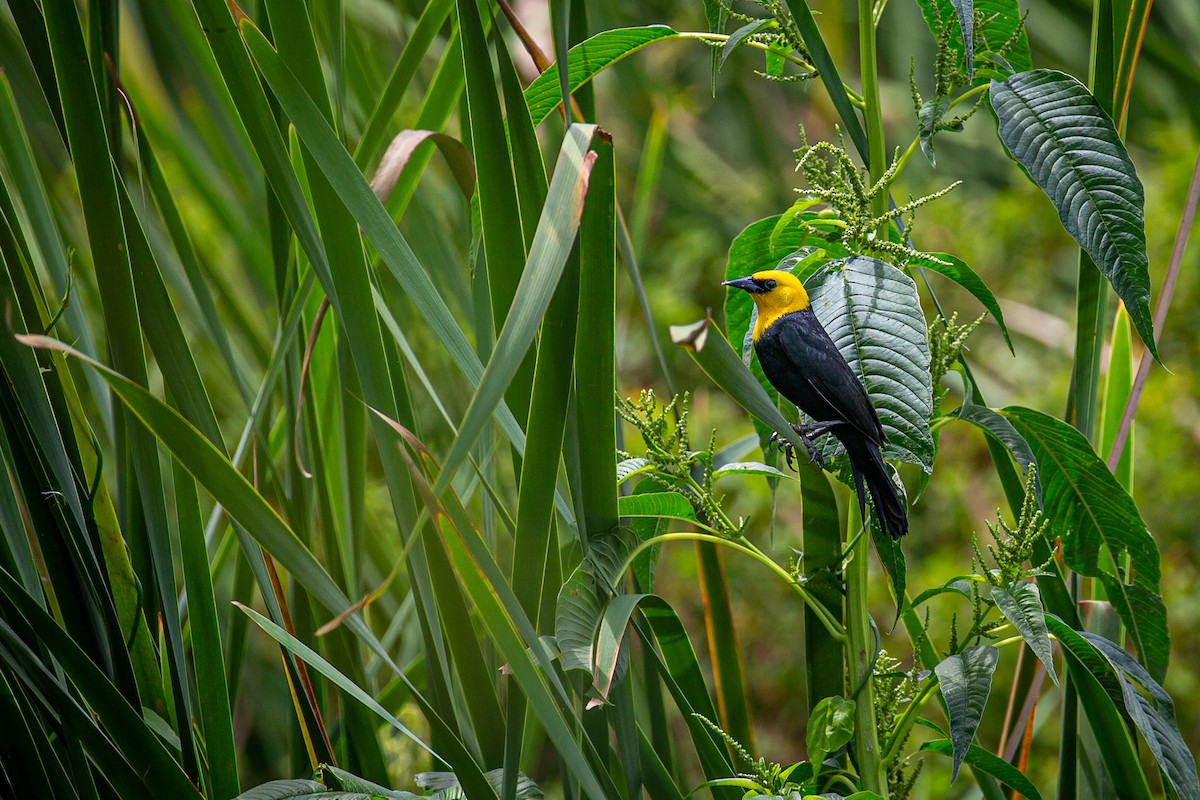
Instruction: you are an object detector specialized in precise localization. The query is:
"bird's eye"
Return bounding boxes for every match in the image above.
[763,279,777,290]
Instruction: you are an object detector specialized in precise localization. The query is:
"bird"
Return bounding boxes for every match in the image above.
[724,269,908,539]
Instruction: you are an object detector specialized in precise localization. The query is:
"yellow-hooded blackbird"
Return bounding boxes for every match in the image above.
[724,269,908,538]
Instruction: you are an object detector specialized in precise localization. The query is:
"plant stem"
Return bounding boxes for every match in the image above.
[677,32,867,106]
[845,504,888,797]
[858,0,887,227]
[844,0,889,794]
[882,678,939,764]
[619,532,846,641]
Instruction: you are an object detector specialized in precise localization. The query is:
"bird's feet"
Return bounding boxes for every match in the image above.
[770,422,838,471]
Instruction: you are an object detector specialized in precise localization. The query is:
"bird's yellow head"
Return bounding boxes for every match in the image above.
[723,269,811,341]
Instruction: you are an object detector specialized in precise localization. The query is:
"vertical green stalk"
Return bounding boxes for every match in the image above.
[1062,2,1121,796]
[845,504,887,797]
[850,0,887,794]
[801,467,844,710]
[858,0,887,225]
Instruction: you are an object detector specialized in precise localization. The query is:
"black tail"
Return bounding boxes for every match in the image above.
[844,436,908,539]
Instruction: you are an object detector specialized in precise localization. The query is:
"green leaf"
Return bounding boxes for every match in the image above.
[525,27,679,127]
[1046,617,1154,799]
[574,138,620,541]
[1001,406,1167,679]
[990,582,1057,685]
[915,0,1031,76]
[720,19,774,72]
[934,645,999,781]
[950,0,974,78]
[712,461,793,481]
[416,769,543,799]
[635,605,736,786]
[910,253,1012,352]
[807,696,856,768]
[917,96,958,167]
[991,70,1158,361]
[628,484,668,592]
[618,492,697,522]
[617,458,654,484]
[952,404,1035,477]
[911,578,973,608]
[556,528,640,673]
[920,739,1042,800]
[806,257,935,471]
[594,593,654,701]
[319,764,423,798]
[1081,633,1200,800]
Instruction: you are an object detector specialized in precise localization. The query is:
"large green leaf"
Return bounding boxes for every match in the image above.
[617,492,696,522]
[934,645,999,781]
[556,528,639,674]
[1044,617,1159,800]
[990,582,1057,685]
[991,70,1157,360]
[806,257,935,471]
[525,26,679,127]
[1001,406,1167,679]
[1081,633,1200,800]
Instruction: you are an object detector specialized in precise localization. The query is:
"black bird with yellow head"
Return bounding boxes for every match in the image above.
[724,269,908,539]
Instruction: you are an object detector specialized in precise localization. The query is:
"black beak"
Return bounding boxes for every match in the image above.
[722,276,759,293]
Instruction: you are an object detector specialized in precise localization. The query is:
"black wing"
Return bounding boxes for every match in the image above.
[756,310,885,446]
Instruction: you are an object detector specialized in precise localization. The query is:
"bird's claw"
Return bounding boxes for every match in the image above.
[771,427,827,472]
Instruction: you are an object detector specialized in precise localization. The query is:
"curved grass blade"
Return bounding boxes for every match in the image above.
[781,0,869,161]
[236,604,436,760]
[435,124,599,492]
[1046,617,1155,800]
[354,0,455,169]
[0,569,202,798]
[919,737,1042,799]
[16,336,384,657]
[1081,632,1200,800]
